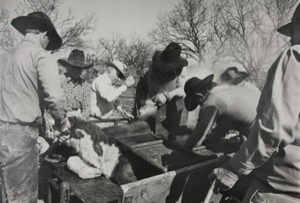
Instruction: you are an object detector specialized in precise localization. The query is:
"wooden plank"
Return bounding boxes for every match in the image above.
[121,155,231,203]
[131,140,163,149]
[52,162,122,203]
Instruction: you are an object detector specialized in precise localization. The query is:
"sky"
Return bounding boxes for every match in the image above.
[2,0,180,41]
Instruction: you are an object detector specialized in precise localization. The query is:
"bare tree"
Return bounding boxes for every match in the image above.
[0,6,21,52]
[118,35,153,74]
[212,0,298,88]
[149,0,213,63]
[92,34,153,74]
[0,0,97,53]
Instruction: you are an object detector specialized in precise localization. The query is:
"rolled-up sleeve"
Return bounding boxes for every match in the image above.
[36,51,67,128]
[230,46,300,175]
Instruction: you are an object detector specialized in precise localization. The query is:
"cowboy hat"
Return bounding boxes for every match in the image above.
[184,74,214,111]
[152,42,188,72]
[105,60,127,79]
[11,12,62,51]
[58,49,93,69]
[277,3,300,36]
[220,67,249,85]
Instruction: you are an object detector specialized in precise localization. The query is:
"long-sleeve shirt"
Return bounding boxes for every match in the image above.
[229,45,300,194]
[185,85,260,148]
[90,73,126,118]
[0,37,66,128]
[59,73,91,119]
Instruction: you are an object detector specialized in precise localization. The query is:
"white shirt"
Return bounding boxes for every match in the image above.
[90,73,127,118]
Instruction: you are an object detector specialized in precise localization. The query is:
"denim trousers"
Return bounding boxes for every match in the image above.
[0,124,39,203]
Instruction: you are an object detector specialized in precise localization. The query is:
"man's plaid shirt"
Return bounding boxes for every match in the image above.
[59,72,91,119]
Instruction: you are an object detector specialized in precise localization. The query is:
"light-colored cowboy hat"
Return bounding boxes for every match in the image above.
[184,74,214,111]
[277,3,300,36]
[220,67,249,85]
[152,42,188,72]
[11,12,62,51]
[58,49,93,69]
[105,60,127,79]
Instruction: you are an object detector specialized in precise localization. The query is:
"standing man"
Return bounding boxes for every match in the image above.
[90,60,135,128]
[135,42,189,134]
[0,12,68,202]
[209,4,300,203]
[58,49,93,120]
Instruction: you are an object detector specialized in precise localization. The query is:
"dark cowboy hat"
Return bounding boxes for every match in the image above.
[58,49,93,69]
[152,42,188,72]
[105,60,127,79]
[184,74,214,111]
[220,67,249,85]
[277,3,300,36]
[11,12,62,51]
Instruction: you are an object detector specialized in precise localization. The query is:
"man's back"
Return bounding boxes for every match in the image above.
[0,39,63,125]
[202,85,260,133]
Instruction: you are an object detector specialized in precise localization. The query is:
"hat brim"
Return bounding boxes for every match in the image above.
[58,59,93,69]
[105,61,126,79]
[230,72,249,85]
[277,21,297,36]
[11,16,62,50]
[184,94,199,111]
[184,74,214,111]
[152,51,188,72]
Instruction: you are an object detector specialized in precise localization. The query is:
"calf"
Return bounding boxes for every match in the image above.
[66,117,137,185]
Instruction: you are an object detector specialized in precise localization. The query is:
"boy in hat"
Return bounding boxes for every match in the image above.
[183,75,260,149]
[58,49,93,120]
[209,4,300,203]
[134,42,189,134]
[90,60,135,128]
[0,12,68,202]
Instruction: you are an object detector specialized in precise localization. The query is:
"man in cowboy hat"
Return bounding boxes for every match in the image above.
[183,74,260,150]
[0,12,68,202]
[58,49,93,120]
[134,42,189,135]
[208,3,300,203]
[220,66,260,92]
[90,60,135,128]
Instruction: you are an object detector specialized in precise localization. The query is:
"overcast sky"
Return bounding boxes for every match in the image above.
[2,0,180,41]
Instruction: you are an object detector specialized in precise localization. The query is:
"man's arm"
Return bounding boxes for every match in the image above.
[167,66,187,100]
[185,106,220,149]
[36,51,68,132]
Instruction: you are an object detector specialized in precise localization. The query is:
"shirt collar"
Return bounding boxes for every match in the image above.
[103,73,112,85]
[64,72,84,85]
[21,35,43,48]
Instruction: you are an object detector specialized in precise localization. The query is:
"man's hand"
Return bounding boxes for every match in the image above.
[90,106,101,117]
[152,93,168,107]
[125,75,135,87]
[54,130,70,145]
[208,162,240,194]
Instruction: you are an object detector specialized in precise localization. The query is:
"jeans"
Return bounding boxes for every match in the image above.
[0,123,39,203]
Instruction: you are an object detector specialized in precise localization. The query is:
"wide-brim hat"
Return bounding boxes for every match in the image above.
[58,49,93,69]
[220,67,249,85]
[105,60,127,79]
[152,42,188,72]
[277,3,300,36]
[184,74,214,111]
[11,12,62,51]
